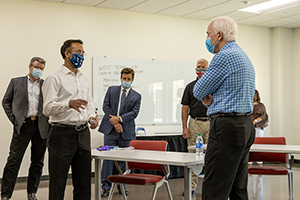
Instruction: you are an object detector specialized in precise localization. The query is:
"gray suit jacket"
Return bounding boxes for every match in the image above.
[2,76,49,139]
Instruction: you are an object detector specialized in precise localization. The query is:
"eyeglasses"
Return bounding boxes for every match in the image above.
[70,50,86,56]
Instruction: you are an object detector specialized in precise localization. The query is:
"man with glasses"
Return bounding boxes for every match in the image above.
[42,39,98,200]
[1,57,49,200]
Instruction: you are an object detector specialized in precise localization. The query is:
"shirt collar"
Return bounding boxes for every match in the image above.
[220,40,235,52]
[27,74,40,83]
[61,65,82,76]
[121,85,131,93]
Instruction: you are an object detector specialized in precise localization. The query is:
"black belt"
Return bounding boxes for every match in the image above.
[209,113,250,120]
[51,122,88,131]
[191,117,209,121]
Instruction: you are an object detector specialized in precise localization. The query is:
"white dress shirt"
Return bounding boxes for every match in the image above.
[42,66,95,126]
[117,86,131,122]
[26,75,40,117]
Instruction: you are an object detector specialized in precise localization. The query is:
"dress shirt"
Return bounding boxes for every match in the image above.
[117,86,131,122]
[193,41,255,116]
[26,75,40,117]
[42,65,95,126]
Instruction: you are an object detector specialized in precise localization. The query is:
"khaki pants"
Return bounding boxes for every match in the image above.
[187,117,210,191]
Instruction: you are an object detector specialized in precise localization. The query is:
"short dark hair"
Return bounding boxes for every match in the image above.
[30,57,46,66]
[254,89,261,103]
[60,39,83,59]
[121,68,135,80]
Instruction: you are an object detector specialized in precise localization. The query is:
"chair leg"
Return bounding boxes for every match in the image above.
[107,183,116,200]
[164,181,173,200]
[151,184,159,200]
[119,184,128,200]
[288,171,293,200]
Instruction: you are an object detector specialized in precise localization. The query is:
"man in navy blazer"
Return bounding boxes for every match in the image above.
[98,67,141,197]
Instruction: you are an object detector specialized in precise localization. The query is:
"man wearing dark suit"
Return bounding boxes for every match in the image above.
[99,67,141,197]
[1,57,49,200]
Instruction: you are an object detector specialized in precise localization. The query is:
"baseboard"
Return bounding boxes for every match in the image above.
[0,172,95,184]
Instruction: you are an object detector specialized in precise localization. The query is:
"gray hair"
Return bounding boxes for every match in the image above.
[30,57,46,66]
[197,58,208,64]
[211,16,238,42]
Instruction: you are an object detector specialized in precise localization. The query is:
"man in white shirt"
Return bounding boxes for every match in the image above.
[42,39,98,200]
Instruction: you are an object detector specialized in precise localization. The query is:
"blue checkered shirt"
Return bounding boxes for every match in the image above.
[193,41,255,116]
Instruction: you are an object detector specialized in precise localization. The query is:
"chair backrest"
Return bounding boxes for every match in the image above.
[128,140,167,171]
[136,127,146,135]
[249,137,287,163]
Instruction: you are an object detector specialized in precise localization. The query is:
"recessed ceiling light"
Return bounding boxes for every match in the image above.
[239,0,299,14]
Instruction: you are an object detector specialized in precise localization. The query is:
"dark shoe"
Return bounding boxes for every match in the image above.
[182,190,195,196]
[1,197,9,200]
[101,189,109,197]
[117,185,129,196]
[27,193,37,200]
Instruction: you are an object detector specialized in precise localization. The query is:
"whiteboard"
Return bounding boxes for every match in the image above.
[92,57,196,125]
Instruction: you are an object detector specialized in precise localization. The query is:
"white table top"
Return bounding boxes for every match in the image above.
[250,144,300,154]
[188,144,300,154]
[92,149,204,166]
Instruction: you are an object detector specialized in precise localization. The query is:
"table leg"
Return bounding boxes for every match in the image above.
[184,166,192,200]
[95,159,102,200]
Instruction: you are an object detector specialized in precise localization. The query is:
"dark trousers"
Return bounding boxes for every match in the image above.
[101,129,131,190]
[1,120,46,198]
[202,115,255,200]
[48,126,91,200]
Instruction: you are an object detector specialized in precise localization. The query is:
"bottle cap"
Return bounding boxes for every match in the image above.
[198,133,201,136]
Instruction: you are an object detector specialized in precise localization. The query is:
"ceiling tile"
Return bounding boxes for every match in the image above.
[63,0,105,6]
[257,16,300,28]
[95,0,148,10]
[183,0,268,19]
[127,0,187,14]
[38,0,62,2]
[34,0,300,28]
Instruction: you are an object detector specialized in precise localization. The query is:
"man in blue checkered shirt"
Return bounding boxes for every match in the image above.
[193,16,256,200]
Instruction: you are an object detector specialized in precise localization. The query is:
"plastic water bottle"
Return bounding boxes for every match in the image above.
[196,133,204,156]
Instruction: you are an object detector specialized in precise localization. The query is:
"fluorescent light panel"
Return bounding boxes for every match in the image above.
[239,0,299,13]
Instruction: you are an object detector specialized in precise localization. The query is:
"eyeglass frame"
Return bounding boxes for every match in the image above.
[68,50,87,56]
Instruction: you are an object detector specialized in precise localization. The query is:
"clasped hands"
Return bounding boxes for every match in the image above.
[109,114,122,133]
[69,99,99,129]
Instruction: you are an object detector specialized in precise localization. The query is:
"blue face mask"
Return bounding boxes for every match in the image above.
[31,68,43,79]
[205,37,215,54]
[122,81,132,89]
[205,33,219,54]
[70,53,84,68]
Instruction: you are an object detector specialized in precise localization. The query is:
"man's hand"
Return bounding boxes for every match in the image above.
[89,117,99,129]
[202,94,213,106]
[69,99,88,113]
[114,123,123,133]
[182,128,191,139]
[109,114,120,125]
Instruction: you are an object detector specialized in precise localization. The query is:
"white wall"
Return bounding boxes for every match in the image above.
[293,28,300,144]
[0,0,297,177]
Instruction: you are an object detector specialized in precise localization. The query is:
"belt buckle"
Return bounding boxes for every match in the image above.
[75,125,82,131]
[31,116,37,121]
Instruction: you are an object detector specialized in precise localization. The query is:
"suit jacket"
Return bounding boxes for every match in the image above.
[98,85,141,140]
[2,76,50,139]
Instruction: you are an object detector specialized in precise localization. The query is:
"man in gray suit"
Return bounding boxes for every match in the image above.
[1,57,49,200]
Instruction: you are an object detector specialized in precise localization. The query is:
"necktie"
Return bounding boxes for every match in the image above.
[120,89,126,111]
